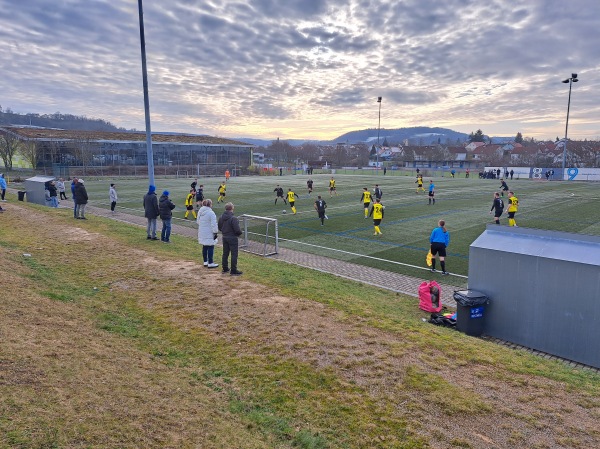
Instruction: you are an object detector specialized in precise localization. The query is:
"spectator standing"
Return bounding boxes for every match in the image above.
[159,190,176,243]
[218,202,243,276]
[71,178,78,218]
[109,183,118,212]
[48,181,59,207]
[74,179,88,219]
[0,173,7,201]
[143,185,160,240]
[197,199,219,268]
[57,178,68,200]
[429,220,450,275]
[510,169,514,180]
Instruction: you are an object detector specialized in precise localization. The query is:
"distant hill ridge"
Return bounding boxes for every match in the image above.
[1,108,513,146]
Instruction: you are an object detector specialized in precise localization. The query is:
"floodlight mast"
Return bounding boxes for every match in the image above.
[138,0,155,186]
[561,73,578,178]
[377,97,382,174]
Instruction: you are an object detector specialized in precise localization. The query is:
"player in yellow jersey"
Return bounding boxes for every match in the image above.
[369,198,384,235]
[506,191,518,226]
[416,174,425,193]
[329,177,337,197]
[287,188,298,214]
[360,187,372,218]
[184,189,197,219]
[217,182,227,203]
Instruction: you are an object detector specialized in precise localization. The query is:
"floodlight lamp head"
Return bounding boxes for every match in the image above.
[562,79,570,83]
[573,78,579,82]
[572,73,577,79]
[377,97,382,102]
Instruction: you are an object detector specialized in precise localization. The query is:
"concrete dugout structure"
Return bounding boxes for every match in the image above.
[24,176,55,206]
[469,225,600,369]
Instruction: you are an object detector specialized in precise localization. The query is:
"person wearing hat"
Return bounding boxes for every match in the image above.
[159,190,176,243]
[143,185,160,240]
[74,179,88,219]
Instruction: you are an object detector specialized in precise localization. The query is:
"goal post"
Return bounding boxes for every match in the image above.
[238,214,279,256]
[176,170,189,178]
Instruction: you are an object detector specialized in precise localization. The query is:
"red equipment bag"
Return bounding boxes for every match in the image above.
[418,281,442,313]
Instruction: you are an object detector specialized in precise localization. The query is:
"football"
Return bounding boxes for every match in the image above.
[282,210,287,214]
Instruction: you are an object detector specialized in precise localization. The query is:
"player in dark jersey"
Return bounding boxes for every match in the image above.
[489,192,504,224]
[307,179,313,194]
[499,179,509,196]
[273,185,286,204]
[373,184,383,201]
[314,195,327,225]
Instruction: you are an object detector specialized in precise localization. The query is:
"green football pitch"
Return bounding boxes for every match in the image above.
[79,173,600,283]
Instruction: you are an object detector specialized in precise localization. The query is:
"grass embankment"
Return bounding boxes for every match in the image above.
[0,200,598,448]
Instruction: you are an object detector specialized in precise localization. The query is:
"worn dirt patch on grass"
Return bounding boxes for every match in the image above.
[2,203,599,449]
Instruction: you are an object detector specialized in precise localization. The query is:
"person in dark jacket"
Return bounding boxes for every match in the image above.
[143,185,160,240]
[71,177,78,218]
[48,181,58,208]
[218,202,243,275]
[73,179,88,219]
[159,190,176,243]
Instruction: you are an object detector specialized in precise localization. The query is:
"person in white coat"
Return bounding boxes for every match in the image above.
[109,183,118,212]
[197,198,219,268]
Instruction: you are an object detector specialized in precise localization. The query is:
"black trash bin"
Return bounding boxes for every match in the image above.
[453,290,489,336]
[18,191,26,201]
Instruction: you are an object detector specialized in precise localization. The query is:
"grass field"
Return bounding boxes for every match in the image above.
[1,195,599,448]
[77,173,600,285]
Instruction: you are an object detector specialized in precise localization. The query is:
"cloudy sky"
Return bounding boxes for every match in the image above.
[1,0,599,140]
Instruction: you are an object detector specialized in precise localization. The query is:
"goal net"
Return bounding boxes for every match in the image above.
[176,170,189,178]
[238,214,279,256]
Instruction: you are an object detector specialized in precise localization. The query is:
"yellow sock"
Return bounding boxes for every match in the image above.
[509,218,515,226]
[292,206,296,214]
[374,226,381,234]
[193,212,197,219]
[185,211,189,218]
[364,209,368,217]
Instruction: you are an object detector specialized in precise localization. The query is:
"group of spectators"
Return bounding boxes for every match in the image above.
[143,185,243,276]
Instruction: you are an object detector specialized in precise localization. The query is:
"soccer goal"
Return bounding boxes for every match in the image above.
[176,170,189,178]
[239,214,279,256]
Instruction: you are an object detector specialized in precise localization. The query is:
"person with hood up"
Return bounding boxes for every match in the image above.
[159,190,176,243]
[197,199,219,268]
[143,185,160,240]
[218,202,242,275]
[74,179,88,219]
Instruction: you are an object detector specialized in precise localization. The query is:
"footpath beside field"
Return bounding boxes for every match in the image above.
[68,203,462,306]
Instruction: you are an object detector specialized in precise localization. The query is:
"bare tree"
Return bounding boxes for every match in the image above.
[19,140,42,169]
[0,132,21,170]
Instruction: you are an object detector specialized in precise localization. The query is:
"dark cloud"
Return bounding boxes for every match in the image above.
[0,0,599,139]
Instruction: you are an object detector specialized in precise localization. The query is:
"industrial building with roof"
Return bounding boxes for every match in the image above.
[0,126,255,177]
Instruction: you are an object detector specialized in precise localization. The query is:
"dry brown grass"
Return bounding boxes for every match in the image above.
[1,202,599,448]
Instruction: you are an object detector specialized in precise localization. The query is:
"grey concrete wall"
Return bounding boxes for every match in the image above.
[469,225,600,369]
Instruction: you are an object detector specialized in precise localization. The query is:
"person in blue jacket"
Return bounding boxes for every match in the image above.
[429,220,450,275]
[0,173,7,201]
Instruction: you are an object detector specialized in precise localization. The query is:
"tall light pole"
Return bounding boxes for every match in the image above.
[377,96,382,173]
[138,0,155,186]
[561,73,578,178]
